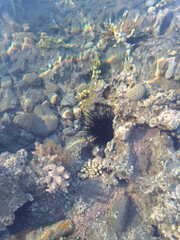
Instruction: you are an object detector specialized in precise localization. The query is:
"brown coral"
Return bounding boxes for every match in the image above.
[32,139,71,166]
[126,84,146,101]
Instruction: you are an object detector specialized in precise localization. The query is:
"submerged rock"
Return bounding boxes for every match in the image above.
[0,89,18,112]
[109,194,131,233]
[32,104,59,136]
[23,73,43,87]
[13,105,59,137]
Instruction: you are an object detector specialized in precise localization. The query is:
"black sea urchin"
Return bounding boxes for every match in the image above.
[84,104,114,147]
[7,201,34,235]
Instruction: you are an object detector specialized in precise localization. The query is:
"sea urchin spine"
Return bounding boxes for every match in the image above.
[84,104,114,147]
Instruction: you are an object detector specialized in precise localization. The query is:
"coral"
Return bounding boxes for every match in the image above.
[125,84,146,101]
[0,150,33,231]
[101,17,137,62]
[31,140,70,193]
[43,164,69,193]
[78,156,107,179]
[36,34,67,49]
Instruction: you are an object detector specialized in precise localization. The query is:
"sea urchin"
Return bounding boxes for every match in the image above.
[84,104,114,147]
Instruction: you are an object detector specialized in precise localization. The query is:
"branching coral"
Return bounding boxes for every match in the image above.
[31,140,70,193]
[43,164,69,193]
[78,156,107,179]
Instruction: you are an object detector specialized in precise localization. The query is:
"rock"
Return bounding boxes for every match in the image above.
[13,105,59,137]
[165,57,176,79]
[87,218,118,240]
[0,63,9,76]
[0,150,33,231]
[13,113,33,131]
[32,105,59,136]
[73,106,82,120]
[63,127,76,136]
[126,84,146,101]
[8,66,23,77]
[23,73,43,87]
[114,122,135,141]
[49,93,58,105]
[174,62,180,81]
[61,93,77,107]
[21,98,34,113]
[149,109,180,130]
[60,107,74,120]
[127,225,153,240]
[110,194,130,233]
[145,0,156,7]
[147,6,156,14]
[0,76,13,89]
[0,89,18,112]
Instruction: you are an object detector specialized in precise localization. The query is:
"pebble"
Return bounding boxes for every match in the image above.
[61,93,77,107]
[60,107,74,120]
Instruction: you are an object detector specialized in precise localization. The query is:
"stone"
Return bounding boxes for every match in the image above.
[61,93,77,107]
[13,113,33,131]
[32,105,59,136]
[23,73,43,87]
[174,62,180,81]
[13,105,59,137]
[60,107,74,120]
[73,106,82,120]
[145,0,156,7]
[0,76,13,89]
[110,194,131,233]
[114,122,135,141]
[87,218,118,240]
[0,88,18,112]
[25,220,75,239]
[21,98,34,113]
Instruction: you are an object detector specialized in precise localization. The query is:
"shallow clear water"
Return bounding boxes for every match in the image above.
[0,0,180,239]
